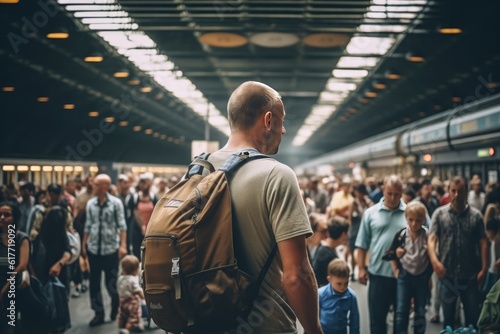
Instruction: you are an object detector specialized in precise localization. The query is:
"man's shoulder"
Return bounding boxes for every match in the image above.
[433,204,450,216]
[363,201,382,215]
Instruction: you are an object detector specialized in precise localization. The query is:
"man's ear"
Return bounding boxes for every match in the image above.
[264,111,272,129]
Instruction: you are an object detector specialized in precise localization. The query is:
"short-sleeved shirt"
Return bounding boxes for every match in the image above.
[118,274,142,301]
[84,194,127,256]
[319,285,359,334]
[429,204,486,279]
[313,245,338,287]
[208,149,312,334]
[0,232,29,288]
[355,198,407,278]
[399,227,429,275]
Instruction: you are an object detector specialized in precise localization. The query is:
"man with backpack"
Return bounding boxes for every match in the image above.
[205,81,323,333]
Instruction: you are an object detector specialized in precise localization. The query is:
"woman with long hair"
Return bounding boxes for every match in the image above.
[31,205,71,291]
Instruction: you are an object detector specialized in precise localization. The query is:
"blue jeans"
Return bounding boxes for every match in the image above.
[395,267,431,334]
[368,273,397,334]
[439,277,481,329]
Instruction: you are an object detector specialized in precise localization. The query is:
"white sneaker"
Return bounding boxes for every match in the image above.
[119,329,129,334]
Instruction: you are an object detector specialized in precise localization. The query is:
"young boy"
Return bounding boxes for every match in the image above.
[391,201,431,334]
[117,255,144,334]
[318,259,359,334]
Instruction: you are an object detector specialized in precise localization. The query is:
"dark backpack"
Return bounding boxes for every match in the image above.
[141,150,277,333]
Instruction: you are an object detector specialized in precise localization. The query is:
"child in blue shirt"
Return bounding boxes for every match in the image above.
[318,259,360,334]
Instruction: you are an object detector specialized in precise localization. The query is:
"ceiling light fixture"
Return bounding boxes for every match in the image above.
[250,32,299,48]
[133,126,141,131]
[365,91,378,98]
[145,129,153,135]
[406,52,425,62]
[119,121,128,126]
[84,54,103,62]
[104,117,115,122]
[199,32,249,48]
[438,26,462,34]
[0,0,20,3]
[113,70,129,78]
[88,111,99,117]
[47,27,69,39]
[373,82,387,89]
[140,87,152,93]
[63,104,75,110]
[128,79,140,86]
[2,86,15,92]
[37,96,49,102]
[385,70,401,80]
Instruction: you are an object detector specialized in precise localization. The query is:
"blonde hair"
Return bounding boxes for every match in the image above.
[327,259,350,278]
[405,201,428,220]
[121,255,140,275]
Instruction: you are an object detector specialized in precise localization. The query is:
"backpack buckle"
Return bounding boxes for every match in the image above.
[171,257,181,300]
[171,257,180,276]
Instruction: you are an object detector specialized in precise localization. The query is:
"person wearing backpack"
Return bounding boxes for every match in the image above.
[204,81,323,334]
[81,173,127,327]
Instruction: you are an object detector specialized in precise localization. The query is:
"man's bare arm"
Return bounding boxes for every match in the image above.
[278,235,323,334]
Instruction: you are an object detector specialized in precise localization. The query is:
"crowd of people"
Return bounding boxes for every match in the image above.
[302,172,500,333]
[1,81,500,334]
[0,173,180,334]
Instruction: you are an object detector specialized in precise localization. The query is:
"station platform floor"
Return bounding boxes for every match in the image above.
[65,279,444,334]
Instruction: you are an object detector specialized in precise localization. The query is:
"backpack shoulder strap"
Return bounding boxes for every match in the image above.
[187,153,214,177]
[219,149,269,176]
[255,244,278,293]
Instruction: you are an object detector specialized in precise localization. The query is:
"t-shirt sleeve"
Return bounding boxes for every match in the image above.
[475,212,486,240]
[355,209,371,250]
[132,276,142,293]
[266,163,313,243]
[429,209,440,237]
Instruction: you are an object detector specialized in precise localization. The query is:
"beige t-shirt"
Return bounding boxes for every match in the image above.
[208,149,312,334]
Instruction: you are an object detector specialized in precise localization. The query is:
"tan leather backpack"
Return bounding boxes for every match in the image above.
[141,150,276,333]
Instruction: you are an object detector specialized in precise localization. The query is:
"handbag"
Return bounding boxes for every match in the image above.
[44,277,71,332]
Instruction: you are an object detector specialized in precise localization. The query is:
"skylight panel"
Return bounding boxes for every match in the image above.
[337,57,379,68]
[358,24,408,33]
[59,0,230,136]
[332,69,369,78]
[346,37,395,55]
[326,81,357,91]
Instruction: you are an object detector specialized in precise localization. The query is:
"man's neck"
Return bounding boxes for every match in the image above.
[451,203,467,213]
[98,194,107,205]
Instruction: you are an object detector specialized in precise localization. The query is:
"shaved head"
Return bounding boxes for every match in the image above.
[227,81,282,132]
[94,173,112,185]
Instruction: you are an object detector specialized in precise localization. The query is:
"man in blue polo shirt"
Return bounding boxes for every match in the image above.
[355,175,407,334]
